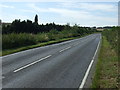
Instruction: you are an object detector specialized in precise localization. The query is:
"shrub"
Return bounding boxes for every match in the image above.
[2,33,36,50]
[102,27,119,53]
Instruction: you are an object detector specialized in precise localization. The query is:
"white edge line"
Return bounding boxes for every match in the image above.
[92,41,101,60]
[79,60,94,88]
[59,46,71,52]
[79,35,101,89]
[13,55,51,73]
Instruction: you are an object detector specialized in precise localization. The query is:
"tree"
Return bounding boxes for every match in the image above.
[34,14,38,24]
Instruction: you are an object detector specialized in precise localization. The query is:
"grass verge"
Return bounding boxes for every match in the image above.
[2,36,82,56]
[91,36,118,88]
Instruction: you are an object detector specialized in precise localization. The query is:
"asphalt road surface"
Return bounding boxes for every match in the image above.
[2,33,101,88]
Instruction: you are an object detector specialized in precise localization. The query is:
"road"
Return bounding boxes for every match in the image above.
[2,33,101,89]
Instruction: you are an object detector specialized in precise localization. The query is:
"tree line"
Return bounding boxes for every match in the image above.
[2,15,98,50]
[2,19,66,34]
[2,15,97,34]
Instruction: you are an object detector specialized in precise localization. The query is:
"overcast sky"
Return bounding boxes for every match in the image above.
[0,1,119,27]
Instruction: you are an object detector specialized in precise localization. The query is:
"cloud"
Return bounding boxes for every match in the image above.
[27,3,49,12]
[78,3,117,12]
[48,8,91,19]
[20,9,36,13]
[50,8,117,26]
[0,4,14,8]
[59,2,117,12]
[27,3,90,16]
[26,3,117,26]
[1,2,117,26]
[1,14,31,22]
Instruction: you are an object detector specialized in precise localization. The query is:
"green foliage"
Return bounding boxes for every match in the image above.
[34,14,38,24]
[2,19,97,34]
[35,33,49,42]
[2,26,97,50]
[2,18,97,50]
[2,33,36,50]
[2,37,76,56]
[92,27,120,88]
[92,36,118,88]
[102,27,119,53]
[102,27,120,88]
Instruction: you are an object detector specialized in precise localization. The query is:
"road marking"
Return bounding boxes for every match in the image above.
[59,46,71,52]
[79,36,101,89]
[2,76,5,79]
[74,43,79,46]
[79,60,94,89]
[13,55,52,73]
[92,41,101,60]
[74,39,88,46]
[74,44,78,46]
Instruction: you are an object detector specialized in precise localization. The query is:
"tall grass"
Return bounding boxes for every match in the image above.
[102,27,119,53]
[2,33,36,49]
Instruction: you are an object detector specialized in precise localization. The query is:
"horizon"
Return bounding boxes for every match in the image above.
[1,19,117,28]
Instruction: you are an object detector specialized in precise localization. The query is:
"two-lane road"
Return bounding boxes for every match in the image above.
[2,34,101,88]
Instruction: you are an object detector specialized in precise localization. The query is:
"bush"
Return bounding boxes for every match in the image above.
[2,33,36,50]
[102,27,119,53]
[35,33,49,42]
[2,26,97,50]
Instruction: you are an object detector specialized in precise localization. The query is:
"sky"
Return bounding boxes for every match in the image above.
[0,1,119,27]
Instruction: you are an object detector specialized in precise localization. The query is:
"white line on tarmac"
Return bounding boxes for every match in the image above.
[59,46,71,52]
[92,41,101,60]
[79,60,94,89]
[13,55,52,73]
[2,76,5,79]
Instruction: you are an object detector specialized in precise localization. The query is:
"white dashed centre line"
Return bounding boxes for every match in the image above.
[13,55,52,73]
[59,46,71,52]
[2,76,5,79]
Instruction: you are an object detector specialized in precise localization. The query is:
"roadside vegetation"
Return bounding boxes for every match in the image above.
[2,15,98,56]
[2,28,96,50]
[92,27,119,88]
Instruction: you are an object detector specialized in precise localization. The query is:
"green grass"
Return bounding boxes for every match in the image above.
[2,36,81,56]
[91,36,118,88]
